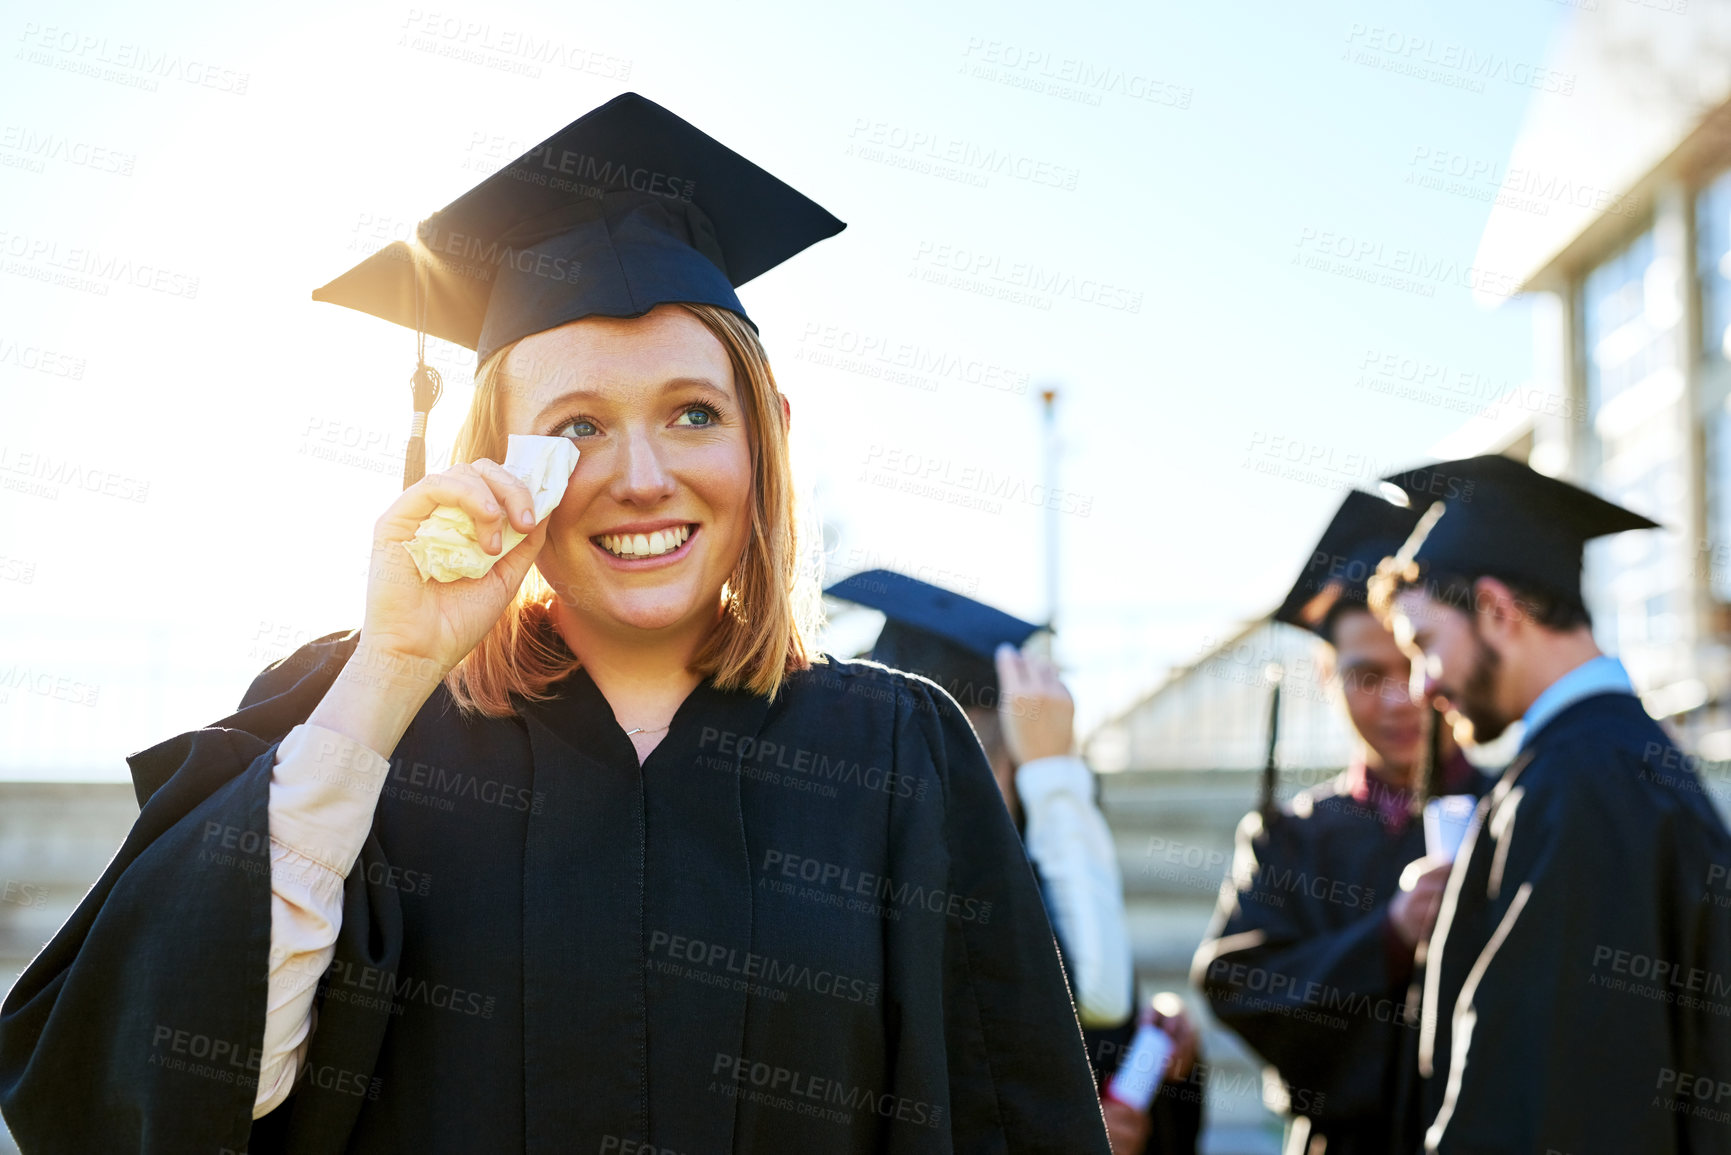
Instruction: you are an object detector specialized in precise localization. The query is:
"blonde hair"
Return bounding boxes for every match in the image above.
[442,303,820,716]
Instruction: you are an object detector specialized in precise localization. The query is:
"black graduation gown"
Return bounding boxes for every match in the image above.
[0,629,1110,1155]
[1416,692,1731,1154]
[1193,761,1492,1155]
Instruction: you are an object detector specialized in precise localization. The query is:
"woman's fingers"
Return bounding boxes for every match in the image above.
[452,459,529,555]
[490,517,550,588]
[378,468,496,533]
[469,459,538,539]
[375,462,519,553]
[1021,651,1069,702]
[994,644,1026,696]
[996,646,1071,705]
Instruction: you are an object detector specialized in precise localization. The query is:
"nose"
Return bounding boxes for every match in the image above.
[1384,677,1420,709]
[610,425,677,505]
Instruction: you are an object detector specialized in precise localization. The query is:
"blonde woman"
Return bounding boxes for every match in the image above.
[0,95,1110,1154]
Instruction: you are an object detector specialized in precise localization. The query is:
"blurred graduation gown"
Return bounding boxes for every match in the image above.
[0,630,1111,1153]
[1415,693,1731,1153]
[1195,754,1489,1155]
[1378,456,1731,1153]
[1192,489,1493,1155]
[826,569,1203,1153]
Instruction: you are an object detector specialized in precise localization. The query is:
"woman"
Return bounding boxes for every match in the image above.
[0,94,1109,1154]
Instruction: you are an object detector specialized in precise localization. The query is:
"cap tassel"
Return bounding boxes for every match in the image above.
[1258,667,1284,831]
[403,360,442,489]
[1415,704,1446,812]
[402,250,443,490]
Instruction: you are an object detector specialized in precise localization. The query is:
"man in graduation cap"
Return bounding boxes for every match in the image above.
[826,569,1204,1155]
[1369,454,1731,1153]
[1193,489,1493,1155]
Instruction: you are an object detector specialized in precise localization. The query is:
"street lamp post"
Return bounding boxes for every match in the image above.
[1041,386,1060,635]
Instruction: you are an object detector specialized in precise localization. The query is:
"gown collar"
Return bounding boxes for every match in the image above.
[1343,749,1479,837]
[1518,654,1633,750]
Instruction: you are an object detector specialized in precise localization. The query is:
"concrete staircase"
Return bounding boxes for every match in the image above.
[0,782,140,1155]
[1102,767,1288,1155]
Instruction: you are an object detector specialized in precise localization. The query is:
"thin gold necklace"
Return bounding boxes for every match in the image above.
[623,722,672,737]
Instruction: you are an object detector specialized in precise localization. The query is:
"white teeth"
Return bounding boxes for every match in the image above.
[597,525,692,559]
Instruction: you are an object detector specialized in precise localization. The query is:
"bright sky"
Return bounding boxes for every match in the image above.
[0,0,1567,778]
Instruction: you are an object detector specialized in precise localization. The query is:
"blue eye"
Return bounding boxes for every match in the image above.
[551,416,598,439]
[674,405,718,427]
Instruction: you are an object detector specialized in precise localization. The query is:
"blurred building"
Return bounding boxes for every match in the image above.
[1087,8,1731,1153]
[1086,619,1356,776]
[1470,1,1731,757]
[1095,13,1731,770]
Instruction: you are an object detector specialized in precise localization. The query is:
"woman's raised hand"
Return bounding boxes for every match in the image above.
[302,459,552,761]
[358,458,551,683]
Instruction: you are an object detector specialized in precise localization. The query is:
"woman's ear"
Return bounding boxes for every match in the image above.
[779,393,791,429]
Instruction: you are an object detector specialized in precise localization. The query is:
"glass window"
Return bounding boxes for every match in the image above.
[1579,222,1683,663]
[1699,169,1731,360]
[1582,228,1659,418]
[1703,172,1731,608]
[1710,404,1731,602]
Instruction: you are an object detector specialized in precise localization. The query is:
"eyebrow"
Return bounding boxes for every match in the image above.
[528,376,732,428]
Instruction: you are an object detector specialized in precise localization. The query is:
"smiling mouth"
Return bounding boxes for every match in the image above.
[593,524,695,560]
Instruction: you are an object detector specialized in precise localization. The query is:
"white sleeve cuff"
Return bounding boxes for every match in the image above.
[1015,755,1095,810]
[268,723,392,876]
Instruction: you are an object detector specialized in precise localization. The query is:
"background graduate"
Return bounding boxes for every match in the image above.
[1373,454,1731,1154]
[826,569,1204,1155]
[0,95,1111,1154]
[1192,489,1492,1155]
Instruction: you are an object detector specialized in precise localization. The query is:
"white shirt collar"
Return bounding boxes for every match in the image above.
[1518,654,1633,749]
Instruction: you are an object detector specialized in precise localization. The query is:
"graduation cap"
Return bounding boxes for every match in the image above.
[823,569,1043,707]
[1273,490,1423,642]
[313,91,846,488]
[1378,454,1660,610]
[1261,491,1422,828]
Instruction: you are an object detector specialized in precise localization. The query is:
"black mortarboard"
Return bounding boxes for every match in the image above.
[312,92,846,487]
[1273,490,1423,641]
[1379,454,1660,609]
[1260,490,1420,828]
[823,569,1043,707]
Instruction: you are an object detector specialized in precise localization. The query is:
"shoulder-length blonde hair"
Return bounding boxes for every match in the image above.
[442,303,820,717]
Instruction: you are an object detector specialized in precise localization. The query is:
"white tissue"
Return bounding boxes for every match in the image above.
[402,435,580,582]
